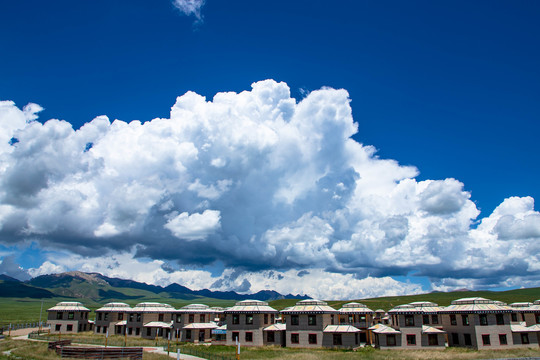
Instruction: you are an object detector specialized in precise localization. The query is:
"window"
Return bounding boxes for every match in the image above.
[536,314,540,324]
[333,333,342,345]
[118,313,123,321]
[200,314,205,322]
[291,315,299,326]
[479,314,488,326]
[521,333,530,344]
[359,315,366,322]
[267,331,274,343]
[97,313,102,321]
[428,334,438,346]
[406,334,416,345]
[189,314,194,323]
[232,332,239,341]
[482,334,490,346]
[464,333,472,346]
[232,315,239,325]
[404,315,415,326]
[56,312,63,320]
[499,334,507,345]
[331,314,334,325]
[55,324,61,331]
[66,324,73,332]
[186,330,191,340]
[496,314,504,325]
[308,315,317,326]
[103,313,108,321]
[348,315,353,324]
[135,327,140,336]
[245,332,253,342]
[128,327,133,335]
[158,314,164,322]
[461,314,469,326]
[129,313,134,322]
[387,334,396,346]
[176,314,181,323]
[147,328,152,337]
[136,314,141,322]
[103,326,107,334]
[431,315,439,324]
[423,315,430,325]
[451,333,459,345]
[264,314,268,324]
[291,333,299,344]
[450,315,457,325]
[521,313,526,321]
[97,326,101,333]
[308,334,317,344]
[271,314,275,323]
[511,313,518,322]
[246,314,253,325]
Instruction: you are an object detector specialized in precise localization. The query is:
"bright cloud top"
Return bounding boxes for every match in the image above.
[1,80,539,298]
[172,0,205,22]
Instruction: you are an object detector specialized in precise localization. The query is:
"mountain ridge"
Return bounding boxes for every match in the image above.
[23,271,309,302]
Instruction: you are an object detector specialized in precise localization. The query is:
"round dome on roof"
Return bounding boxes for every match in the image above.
[234,300,269,306]
[535,300,540,305]
[510,302,532,307]
[451,297,493,305]
[393,304,415,310]
[182,304,210,310]
[409,301,438,307]
[103,302,130,308]
[296,299,328,306]
[57,301,83,306]
[342,302,368,308]
[375,309,385,313]
[132,302,174,311]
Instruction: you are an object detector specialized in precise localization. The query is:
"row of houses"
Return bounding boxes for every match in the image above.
[47,297,540,350]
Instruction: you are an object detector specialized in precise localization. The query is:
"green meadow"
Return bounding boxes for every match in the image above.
[2,287,540,326]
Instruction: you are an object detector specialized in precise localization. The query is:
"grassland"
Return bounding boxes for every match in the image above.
[3,334,540,360]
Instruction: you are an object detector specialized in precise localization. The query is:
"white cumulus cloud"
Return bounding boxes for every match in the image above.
[172,0,205,22]
[1,79,539,297]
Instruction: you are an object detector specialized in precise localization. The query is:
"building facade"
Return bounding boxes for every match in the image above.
[94,302,131,335]
[47,301,91,333]
[224,300,278,347]
[440,297,539,349]
[281,299,339,348]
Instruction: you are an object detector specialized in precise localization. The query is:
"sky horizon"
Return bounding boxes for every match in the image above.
[0,0,539,300]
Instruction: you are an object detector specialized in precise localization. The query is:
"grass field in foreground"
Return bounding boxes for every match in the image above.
[16,332,540,360]
[0,338,172,360]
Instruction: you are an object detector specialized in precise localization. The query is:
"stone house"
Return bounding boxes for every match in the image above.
[440,297,539,349]
[386,302,446,350]
[281,299,339,348]
[47,301,91,333]
[224,300,278,347]
[94,302,131,335]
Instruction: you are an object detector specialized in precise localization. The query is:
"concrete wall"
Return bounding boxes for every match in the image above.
[47,311,90,333]
[225,313,269,346]
[322,333,359,348]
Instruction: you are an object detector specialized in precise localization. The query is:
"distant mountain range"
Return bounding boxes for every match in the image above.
[0,271,309,302]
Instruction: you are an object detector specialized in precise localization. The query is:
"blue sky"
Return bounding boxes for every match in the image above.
[0,0,539,299]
